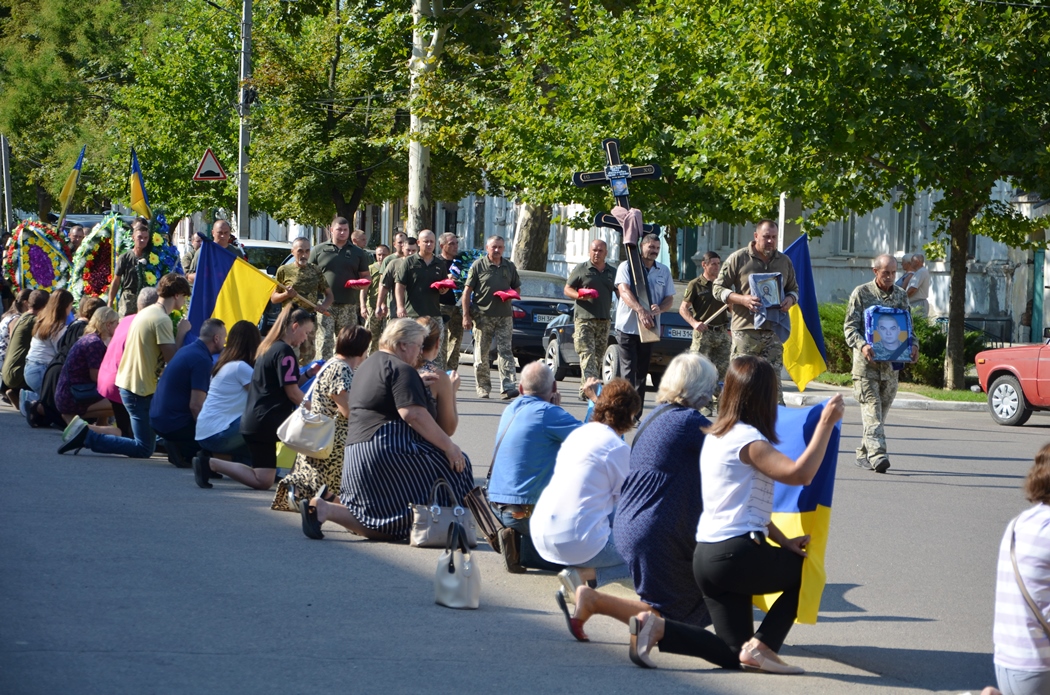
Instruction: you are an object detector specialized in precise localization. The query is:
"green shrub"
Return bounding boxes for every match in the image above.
[818,303,852,373]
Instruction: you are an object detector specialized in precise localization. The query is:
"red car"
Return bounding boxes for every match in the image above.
[976,332,1050,425]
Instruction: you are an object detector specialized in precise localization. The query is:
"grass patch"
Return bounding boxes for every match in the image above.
[813,372,987,402]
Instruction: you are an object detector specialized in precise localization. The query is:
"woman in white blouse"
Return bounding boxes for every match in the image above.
[626,356,844,674]
[192,321,261,487]
[531,378,640,593]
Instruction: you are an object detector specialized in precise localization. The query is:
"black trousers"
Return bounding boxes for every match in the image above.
[616,330,653,403]
[690,534,803,653]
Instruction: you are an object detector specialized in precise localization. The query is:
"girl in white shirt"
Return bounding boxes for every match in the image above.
[626,355,844,675]
[192,321,261,487]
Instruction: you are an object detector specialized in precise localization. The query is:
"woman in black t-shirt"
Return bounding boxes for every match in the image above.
[205,305,318,491]
[298,318,474,541]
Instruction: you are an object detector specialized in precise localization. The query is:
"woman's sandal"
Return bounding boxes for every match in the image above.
[739,645,804,675]
[554,589,589,642]
[299,499,324,540]
[628,614,658,669]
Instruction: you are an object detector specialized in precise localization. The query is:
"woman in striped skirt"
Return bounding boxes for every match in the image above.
[299,318,474,541]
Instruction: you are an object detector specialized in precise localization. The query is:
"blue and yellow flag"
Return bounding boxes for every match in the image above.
[129,148,152,219]
[782,234,827,391]
[754,403,841,624]
[57,146,86,222]
[186,239,276,342]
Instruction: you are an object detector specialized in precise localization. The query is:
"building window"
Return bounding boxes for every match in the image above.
[444,205,458,237]
[895,204,913,254]
[720,222,733,249]
[840,212,856,254]
[968,231,978,259]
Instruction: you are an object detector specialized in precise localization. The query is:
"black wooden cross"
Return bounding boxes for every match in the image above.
[572,138,662,235]
[572,138,664,343]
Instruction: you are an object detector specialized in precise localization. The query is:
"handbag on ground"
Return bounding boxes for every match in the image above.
[435,521,481,609]
[409,478,478,548]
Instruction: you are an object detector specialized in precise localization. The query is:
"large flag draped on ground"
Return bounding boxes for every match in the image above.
[56,146,86,230]
[754,402,841,624]
[782,234,827,391]
[129,148,152,219]
[186,239,276,342]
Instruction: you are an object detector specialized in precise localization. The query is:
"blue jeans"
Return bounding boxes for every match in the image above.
[996,664,1050,695]
[19,359,47,415]
[197,418,252,464]
[586,532,631,587]
[85,388,156,458]
[492,505,564,573]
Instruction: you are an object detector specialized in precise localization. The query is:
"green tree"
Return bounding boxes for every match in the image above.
[672,0,1050,389]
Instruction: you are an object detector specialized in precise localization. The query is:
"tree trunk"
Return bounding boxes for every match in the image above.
[36,183,52,222]
[662,225,679,280]
[406,0,442,237]
[944,210,976,390]
[514,202,552,272]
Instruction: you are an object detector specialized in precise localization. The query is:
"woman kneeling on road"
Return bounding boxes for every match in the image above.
[626,355,844,674]
[298,318,474,541]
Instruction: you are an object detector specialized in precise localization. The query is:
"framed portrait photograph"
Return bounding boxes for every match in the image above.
[863,306,915,363]
[749,272,783,308]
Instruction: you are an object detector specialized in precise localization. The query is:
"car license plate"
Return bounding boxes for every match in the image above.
[533,314,558,324]
[667,327,693,339]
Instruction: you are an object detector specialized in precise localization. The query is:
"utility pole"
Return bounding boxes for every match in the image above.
[236,0,252,240]
[0,135,13,235]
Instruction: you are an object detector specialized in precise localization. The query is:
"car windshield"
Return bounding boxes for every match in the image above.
[520,277,563,299]
[245,247,290,272]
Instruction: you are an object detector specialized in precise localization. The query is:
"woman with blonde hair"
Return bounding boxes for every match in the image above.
[55,307,121,426]
[298,318,473,541]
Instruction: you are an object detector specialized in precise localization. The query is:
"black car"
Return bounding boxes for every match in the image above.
[461,270,576,366]
[543,305,695,387]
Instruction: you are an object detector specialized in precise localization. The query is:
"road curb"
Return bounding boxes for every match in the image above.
[784,392,986,412]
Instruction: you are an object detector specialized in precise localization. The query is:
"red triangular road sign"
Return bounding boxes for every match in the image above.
[193,148,228,181]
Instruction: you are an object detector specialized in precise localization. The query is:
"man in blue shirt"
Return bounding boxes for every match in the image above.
[150,318,226,467]
[488,361,596,573]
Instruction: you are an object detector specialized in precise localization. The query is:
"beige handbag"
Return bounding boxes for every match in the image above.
[410,478,478,548]
[435,522,481,609]
[276,365,335,458]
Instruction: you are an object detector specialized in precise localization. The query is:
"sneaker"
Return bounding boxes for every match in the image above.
[500,388,519,400]
[477,391,489,399]
[57,424,89,455]
[872,458,891,474]
[62,415,86,443]
[167,447,192,469]
[498,527,525,574]
[854,455,871,470]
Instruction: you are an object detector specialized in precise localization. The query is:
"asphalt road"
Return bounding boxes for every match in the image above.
[1,367,1044,695]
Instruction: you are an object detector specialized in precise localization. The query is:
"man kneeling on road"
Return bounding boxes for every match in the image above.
[488,362,598,573]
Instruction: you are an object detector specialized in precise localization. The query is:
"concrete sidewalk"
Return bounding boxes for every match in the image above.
[783,380,986,412]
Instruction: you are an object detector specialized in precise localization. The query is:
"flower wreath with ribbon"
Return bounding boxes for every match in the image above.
[1,221,73,292]
[69,213,130,305]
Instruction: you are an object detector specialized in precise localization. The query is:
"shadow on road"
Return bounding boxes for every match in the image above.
[798,644,994,692]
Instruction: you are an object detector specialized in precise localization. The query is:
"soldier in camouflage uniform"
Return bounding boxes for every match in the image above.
[272,237,334,365]
[438,233,465,371]
[713,220,799,405]
[564,239,617,400]
[844,254,917,473]
[681,251,731,378]
[463,236,521,399]
[309,217,371,360]
[364,244,390,355]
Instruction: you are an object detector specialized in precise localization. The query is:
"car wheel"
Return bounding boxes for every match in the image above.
[988,374,1033,426]
[545,338,568,381]
[602,343,621,382]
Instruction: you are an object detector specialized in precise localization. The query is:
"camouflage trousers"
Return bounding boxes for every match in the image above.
[473,315,515,396]
[440,304,464,371]
[315,302,358,361]
[294,326,317,366]
[691,327,731,381]
[426,315,447,371]
[853,375,898,467]
[730,329,785,405]
[574,318,609,397]
[366,312,386,355]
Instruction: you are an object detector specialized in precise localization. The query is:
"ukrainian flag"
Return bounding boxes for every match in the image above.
[782,234,827,390]
[57,146,86,221]
[754,402,841,624]
[129,148,152,219]
[186,238,277,342]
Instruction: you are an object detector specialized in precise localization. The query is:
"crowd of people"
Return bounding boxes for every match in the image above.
[0,215,1046,689]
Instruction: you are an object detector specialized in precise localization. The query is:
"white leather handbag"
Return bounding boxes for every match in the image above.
[435,522,480,610]
[276,365,335,458]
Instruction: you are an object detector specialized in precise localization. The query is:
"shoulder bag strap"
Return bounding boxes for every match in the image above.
[631,403,676,451]
[1009,517,1050,640]
[486,407,522,484]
